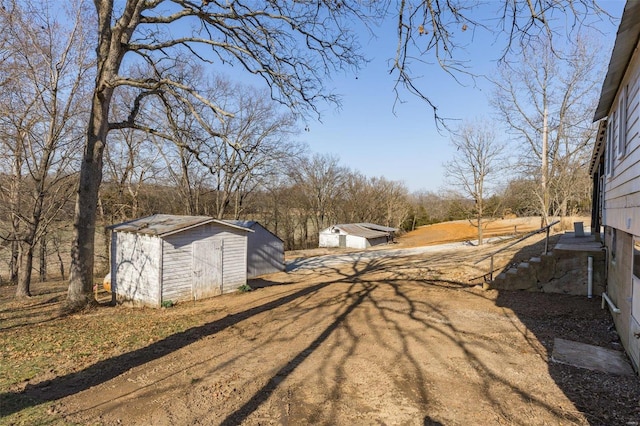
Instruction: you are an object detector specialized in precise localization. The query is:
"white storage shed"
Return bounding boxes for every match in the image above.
[319,223,398,249]
[109,214,251,307]
[223,220,285,278]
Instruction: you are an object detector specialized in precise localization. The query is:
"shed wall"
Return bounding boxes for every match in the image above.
[247,225,284,278]
[162,223,247,302]
[112,232,161,306]
[319,231,340,248]
[366,236,389,247]
[345,235,368,249]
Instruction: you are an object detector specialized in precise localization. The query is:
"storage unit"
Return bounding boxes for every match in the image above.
[109,214,251,307]
[319,223,397,249]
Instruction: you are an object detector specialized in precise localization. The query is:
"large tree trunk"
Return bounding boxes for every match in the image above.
[10,240,19,284]
[15,242,33,297]
[65,110,109,311]
[65,72,115,311]
[64,0,130,312]
[39,235,46,282]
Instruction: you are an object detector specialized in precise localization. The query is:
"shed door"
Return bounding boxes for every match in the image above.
[339,235,347,248]
[192,240,223,300]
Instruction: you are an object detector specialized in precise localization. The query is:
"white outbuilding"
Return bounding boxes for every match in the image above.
[109,214,251,307]
[222,220,285,278]
[319,223,398,249]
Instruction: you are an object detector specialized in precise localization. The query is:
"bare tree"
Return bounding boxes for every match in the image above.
[444,120,506,245]
[103,125,162,222]
[65,0,609,310]
[65,0,370,311]
[289,153,348,246]
[391,0,609,123]
[0,0,91,296]
[491,35,601,224]
[338,173,410,229]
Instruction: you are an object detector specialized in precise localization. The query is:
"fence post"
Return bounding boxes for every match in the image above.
[544,226,550,255]
[489,255,494,281]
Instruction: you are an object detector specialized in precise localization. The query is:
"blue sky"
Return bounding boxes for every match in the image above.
[296,1,625,193]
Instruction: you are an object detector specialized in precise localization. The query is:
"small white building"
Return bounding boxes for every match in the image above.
[109,214,251,307]
[319,223,398,249]
[222,220,285,278]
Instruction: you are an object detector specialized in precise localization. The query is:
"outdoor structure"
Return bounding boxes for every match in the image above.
[222,220,285,278]
[591,1,640,372]
[319,223,398,249]
[109,214,251,307]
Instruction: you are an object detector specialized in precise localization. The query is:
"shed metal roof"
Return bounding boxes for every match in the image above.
[357,223,398,233]
[331,224,392,239]
[221,219,284,242]
[593,1,640,121]
[109,214,251,237]
[223,219,256,229]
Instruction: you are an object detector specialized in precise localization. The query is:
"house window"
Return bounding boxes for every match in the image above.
[618,85,628,158]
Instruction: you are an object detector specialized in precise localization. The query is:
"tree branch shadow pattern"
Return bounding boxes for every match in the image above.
[0,281,329,416]
[4,237,639,424]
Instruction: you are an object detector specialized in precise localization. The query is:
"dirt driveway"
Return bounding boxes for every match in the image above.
[45,235,639,425]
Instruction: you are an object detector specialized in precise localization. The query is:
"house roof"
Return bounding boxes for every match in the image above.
[593,1,640,121]
[109,214,251,237]
[330,223,396,239]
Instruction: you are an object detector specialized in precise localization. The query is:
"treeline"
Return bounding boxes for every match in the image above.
[0,1,596,296]
[1,152,592,285]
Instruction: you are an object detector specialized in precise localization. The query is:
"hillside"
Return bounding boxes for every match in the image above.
[397,216,588,248]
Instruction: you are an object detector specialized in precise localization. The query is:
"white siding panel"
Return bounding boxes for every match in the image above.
[605,45,640,235]
[221,231,247,292]
[114,232,160,306]
[161,223,247,300]
[345,235,367,249]
[319,232,339,248]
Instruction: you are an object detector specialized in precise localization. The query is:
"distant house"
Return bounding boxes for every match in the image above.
[319,223,398,249]
[109,214,251,307]
[591,1,640,371]
[222,220,285,278]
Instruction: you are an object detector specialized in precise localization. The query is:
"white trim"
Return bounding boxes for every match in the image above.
[618,84,628,159]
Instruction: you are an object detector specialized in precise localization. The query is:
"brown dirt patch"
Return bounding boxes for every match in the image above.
[1,218,637,426]
[397,217,561,248]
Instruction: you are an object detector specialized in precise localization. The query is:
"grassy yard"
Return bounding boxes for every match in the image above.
[0,281,220,424]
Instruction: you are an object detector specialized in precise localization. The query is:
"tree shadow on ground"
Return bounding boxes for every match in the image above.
[5,236,639,424]
[493,237,640,425]
[221,249,598,424]
[0,280,331,417]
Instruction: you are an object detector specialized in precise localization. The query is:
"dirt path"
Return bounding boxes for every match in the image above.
[49,234,638,425]
[3,217,637,425]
